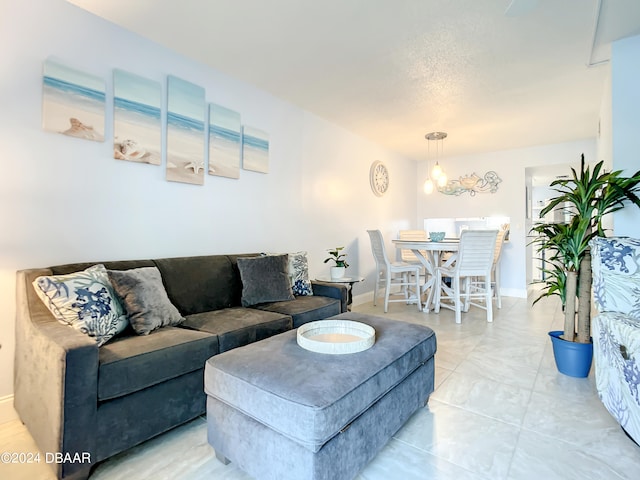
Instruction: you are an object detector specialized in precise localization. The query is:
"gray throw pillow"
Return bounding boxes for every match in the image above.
[237,254,295,307]
[108,267,184,335]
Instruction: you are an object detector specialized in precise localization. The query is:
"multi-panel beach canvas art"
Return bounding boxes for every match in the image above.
[209,104,241,179]
[113,69,161,165]
[166,75,205,185]
[242,126,269,174]
[41,59,271,184]
[42,59,105,142]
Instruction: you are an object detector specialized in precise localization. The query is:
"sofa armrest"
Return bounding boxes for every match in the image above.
[311,281,348,313]
[14,269,98,479]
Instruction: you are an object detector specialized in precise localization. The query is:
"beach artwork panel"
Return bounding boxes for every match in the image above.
[209,104,241,179]
[42,59,105,142]
[166,75,205,185]
[113,69,161,165]
[242,126,269,174]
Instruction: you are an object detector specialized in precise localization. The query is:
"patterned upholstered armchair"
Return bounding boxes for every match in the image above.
[590,237,640,444]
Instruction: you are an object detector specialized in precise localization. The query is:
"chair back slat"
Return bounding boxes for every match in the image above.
[399,230,428,241]
[399,230,427,262]
[456,230,499,276]
[367,230,390,269]
[494,229,507,264]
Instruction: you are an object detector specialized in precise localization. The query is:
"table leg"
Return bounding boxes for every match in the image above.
[346,282,354,311]
[411,250,436,312]
[425,251,442,312]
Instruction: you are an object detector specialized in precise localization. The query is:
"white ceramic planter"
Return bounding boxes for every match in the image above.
[330,266,345,279]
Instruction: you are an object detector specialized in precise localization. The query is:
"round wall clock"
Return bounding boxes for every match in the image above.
[369,161,389,197]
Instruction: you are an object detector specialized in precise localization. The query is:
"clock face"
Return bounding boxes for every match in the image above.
[370,161,389,196]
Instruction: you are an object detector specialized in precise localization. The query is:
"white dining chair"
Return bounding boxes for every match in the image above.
[367,230,422,313]
[469,228,507,308]
[433,229,498,323]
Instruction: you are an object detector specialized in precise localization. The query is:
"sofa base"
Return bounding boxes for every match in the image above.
[592,311,640,445]
[96,369,206,461]
[207,359,433,480]
[623,426,640,446]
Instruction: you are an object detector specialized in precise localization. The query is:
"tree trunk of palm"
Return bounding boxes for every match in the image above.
[577,251,592,343]
[564,270,577,341]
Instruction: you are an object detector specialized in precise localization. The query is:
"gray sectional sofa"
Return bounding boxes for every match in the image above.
[14,253,347,480]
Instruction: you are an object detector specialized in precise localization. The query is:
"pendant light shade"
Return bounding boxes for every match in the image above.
[437,174,447,187]
[432,162,443,180]
[423,132,447,194]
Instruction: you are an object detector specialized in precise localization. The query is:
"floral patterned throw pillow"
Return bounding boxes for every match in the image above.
[33,264,128,346]
[288,251,314,296]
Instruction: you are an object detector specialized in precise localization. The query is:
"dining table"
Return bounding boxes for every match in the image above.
[392,238,460,311]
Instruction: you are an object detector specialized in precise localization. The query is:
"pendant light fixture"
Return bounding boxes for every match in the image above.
[423,131,447,194]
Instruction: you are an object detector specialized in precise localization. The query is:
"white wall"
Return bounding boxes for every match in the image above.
[611,34,640,236]
[598,69,613,168]
[0,0,417,406]
[416,139,597,297]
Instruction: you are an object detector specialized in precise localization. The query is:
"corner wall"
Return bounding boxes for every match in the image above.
[611,34,640,235]
[0,0,417,409]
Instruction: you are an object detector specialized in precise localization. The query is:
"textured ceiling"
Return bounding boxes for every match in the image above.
[67,0,640,160]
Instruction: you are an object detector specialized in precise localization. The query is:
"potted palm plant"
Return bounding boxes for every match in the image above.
[531,155,640,377]
[324,247,349,279]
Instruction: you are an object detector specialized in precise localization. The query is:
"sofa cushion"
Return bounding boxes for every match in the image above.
[237,254,294,307]
[98,326,218,401]
[181,307,292,353]
[108,267,184,335]
[154,255,245,315]
[255,296,342,328]
[32,264,128,346]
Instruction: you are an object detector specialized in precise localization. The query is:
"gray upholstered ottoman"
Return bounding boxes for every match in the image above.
[204,312,436,480]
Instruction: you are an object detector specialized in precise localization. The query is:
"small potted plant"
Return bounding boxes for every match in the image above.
[324,247,349,279]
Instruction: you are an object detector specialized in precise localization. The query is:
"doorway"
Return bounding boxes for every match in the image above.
[524,164,572,287]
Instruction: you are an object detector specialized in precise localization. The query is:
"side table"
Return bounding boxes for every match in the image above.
[315,276,364,311]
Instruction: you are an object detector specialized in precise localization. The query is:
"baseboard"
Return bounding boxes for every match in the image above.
[0,394,18,425]
[500,288,528,298]
[353,288,527,308]
[352,291,374,307]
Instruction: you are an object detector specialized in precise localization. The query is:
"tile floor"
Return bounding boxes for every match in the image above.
[2,294,639,479]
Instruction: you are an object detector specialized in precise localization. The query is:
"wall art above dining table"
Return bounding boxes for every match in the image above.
[41,58,270,186]
[438,171,502,196]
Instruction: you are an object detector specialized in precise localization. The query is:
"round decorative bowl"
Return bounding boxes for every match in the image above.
[429,231,446,242]
[297,320,375,355]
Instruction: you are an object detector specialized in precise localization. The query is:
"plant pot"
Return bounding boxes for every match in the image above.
[330,266,345,279]
[548,331,593,378]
